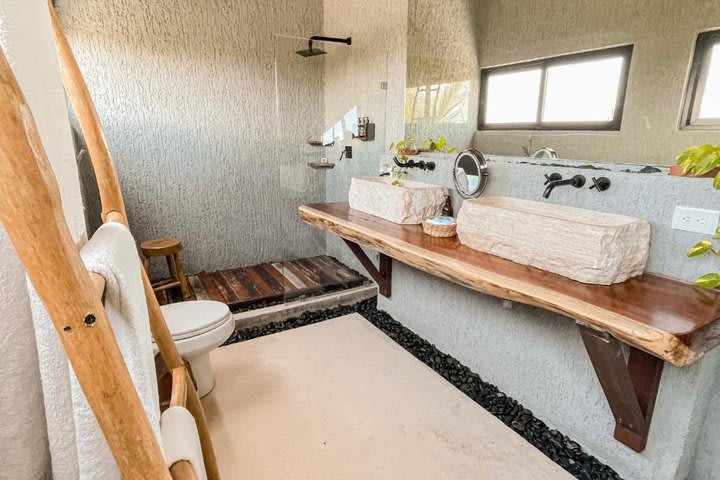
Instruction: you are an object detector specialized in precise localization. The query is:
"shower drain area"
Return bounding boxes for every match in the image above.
[223,298,623,480]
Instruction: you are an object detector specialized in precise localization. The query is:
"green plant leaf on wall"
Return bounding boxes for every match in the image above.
[687,240,713,257]
[695,273,720,290]
[677,147,698,174]
[678,144,712,171]
[676,145,720,190]
[692,152,720,175]
[676,146,698,164]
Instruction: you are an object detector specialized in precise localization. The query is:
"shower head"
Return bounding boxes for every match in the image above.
[296,40,327,57]
[295,36,352,57]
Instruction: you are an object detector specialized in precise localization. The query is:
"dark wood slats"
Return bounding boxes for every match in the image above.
[217,271,243,303]
[264,263,298,292]
[281,260,317,287]
[244,267,276,297]
[196,255,365,312]
[253,264,285,293]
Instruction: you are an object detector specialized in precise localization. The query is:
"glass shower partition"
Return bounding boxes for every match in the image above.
[273,33,388,306]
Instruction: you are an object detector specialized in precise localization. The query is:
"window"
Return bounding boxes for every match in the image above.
[479,45,633,130]
[682,30,720,129]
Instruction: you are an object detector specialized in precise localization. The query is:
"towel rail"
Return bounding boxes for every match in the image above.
[0,44,172,480]
[89,272,106,301]
[170,461,199,480]
[0,4,220,479]
[46,6,220,472]
[47,1,125,223]
[47,5,220,476]
[171,366,188,408]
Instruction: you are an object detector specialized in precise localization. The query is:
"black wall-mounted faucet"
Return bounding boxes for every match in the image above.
[589,177,611,192]
[542,173,586,198]
[393,155,435,171]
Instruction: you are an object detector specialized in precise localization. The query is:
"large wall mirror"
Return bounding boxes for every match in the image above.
[406,0,720,165]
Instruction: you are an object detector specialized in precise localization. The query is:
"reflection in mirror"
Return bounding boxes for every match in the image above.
[405,56,479,151]
[407,0,720,165]
[453,149,488,198]
[405,0,481,151]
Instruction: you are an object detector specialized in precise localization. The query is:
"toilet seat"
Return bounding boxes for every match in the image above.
[159,300,232,341]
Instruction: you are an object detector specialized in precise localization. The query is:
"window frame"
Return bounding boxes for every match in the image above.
[681,29,720,130]
[478,45,634,131]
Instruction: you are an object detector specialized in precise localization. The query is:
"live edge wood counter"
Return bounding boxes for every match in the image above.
[299,202,720,368]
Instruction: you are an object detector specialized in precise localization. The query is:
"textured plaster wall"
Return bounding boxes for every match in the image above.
[322,0,407,204]
[58,0,326,275]
[689,369,720,480]
[344,155,720,480]
[472,0,720,164]
[0,1,86,478]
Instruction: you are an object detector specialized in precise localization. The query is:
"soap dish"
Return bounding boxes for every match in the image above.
[422,216,457,237]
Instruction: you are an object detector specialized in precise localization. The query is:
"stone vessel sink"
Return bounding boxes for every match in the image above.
[456,197,651,285]
[349,177,448,224]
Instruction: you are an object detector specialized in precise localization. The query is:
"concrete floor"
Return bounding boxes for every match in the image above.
[201,314,572,479]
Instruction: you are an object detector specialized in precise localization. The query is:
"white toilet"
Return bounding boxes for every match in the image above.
[156,300,234,397]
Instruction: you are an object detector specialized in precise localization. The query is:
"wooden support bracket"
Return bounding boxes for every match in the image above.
[579,324,664,452]
[343,239,392,297]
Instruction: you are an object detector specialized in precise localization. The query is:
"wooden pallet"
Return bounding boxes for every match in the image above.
[193,256,366,312]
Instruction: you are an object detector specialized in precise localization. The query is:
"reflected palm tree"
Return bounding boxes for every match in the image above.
[405,80,470,124]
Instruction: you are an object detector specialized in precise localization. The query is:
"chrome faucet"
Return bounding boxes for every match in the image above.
[543,173,586,198]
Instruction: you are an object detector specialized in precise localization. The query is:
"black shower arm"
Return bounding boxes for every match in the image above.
[309,36,352,46]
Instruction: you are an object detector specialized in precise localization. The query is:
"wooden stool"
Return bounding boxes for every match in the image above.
[140,237,192,300]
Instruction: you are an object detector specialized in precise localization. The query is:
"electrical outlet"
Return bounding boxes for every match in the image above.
[671,206,720,235]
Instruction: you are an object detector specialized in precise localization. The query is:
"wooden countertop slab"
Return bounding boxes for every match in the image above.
[299,202,720,367]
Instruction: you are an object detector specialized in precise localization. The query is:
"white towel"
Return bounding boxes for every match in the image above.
[34,222,161,480]
[161,407,208,480]
[30,281,78,480]
[0,231,51,480]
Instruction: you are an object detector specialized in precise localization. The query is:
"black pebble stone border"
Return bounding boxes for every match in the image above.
[223,298,622,480]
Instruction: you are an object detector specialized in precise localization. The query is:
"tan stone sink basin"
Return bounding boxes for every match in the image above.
[349,177,448,224]
[456,197,651,284]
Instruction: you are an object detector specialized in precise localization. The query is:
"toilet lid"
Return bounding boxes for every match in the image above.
[159,300,232,341]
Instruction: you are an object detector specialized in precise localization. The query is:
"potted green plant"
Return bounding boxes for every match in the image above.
[687,227,720,290]
[389,137,419,160]
[389,137,456,161]
[673,144,720,188]
[677,145,720,289]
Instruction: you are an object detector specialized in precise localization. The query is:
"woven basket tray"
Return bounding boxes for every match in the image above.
[422,216,457,237]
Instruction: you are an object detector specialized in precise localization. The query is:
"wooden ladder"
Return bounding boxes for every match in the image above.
[0,4,220,479]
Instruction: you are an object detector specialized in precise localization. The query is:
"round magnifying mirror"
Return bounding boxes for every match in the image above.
[453,149,488,198]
